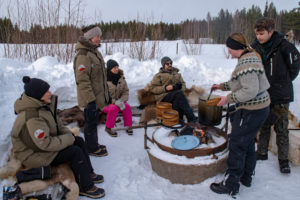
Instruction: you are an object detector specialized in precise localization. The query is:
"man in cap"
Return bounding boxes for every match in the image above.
[150,56,197,123]
[73,24,109,157]
[11,76,105,199]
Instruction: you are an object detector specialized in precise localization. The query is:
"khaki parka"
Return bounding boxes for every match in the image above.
[150,67,186,101]
[107,70,129,104]
[73,37,109,110]
[11,94,75,168]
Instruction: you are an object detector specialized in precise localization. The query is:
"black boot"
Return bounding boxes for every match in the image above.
[256,152,268,161]
[240,175,252,187]
[210,181,238,196]
[279,159,291,174]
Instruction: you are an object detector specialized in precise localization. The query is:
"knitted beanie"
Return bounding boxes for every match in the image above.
[23,76,50,100]
[161,56,172,66]
[106,59,119,71]
[82,25,102,39]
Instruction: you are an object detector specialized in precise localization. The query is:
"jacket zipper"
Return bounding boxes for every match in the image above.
[240,118,243,127]
[290,53,293,64]
[270,58,273,76]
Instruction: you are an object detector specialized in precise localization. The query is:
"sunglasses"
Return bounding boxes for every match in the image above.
[165,62,172,66]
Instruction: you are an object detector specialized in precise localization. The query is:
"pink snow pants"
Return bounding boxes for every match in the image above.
[103,103,132,128]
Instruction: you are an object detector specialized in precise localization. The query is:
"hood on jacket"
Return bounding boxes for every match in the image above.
[75,36,100,52]
[159,67,180,73]
[14,93,56,114]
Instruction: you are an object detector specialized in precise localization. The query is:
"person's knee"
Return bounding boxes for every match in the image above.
[74,136,84,146]
[108,104,119,112]
[69,145,82,154]
[124,103,131,111]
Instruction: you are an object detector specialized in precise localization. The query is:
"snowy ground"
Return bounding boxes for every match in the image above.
[0,42,300,199]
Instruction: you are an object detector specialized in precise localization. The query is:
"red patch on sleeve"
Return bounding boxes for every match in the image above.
[78,65,86,71]
[38,132,44,139]
[34,129,45,139]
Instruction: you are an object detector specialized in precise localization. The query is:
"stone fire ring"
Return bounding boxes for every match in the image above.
[146,126,229,184]
[147,150,228,184]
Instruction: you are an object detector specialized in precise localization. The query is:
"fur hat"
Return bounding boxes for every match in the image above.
[106,59,119,71]
[82,25,102,39]
[23,76,50,100]
[161,56,172,67]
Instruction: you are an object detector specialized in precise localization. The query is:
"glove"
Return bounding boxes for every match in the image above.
[173,82,182,91]
[211,84,220,91]
[16,166,51,183]
[115,99,126,111]
[85,101,97,120]
[217,96,227,106]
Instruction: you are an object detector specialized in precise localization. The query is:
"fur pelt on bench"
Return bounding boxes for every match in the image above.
[138,85,205,107]
[57,106,106,128]
[138,85,205,124]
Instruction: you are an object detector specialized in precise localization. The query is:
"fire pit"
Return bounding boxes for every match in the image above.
[145,125,228,184]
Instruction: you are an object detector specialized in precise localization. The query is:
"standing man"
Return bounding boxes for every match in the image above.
[252,17,300,173]
[74,24,109,157]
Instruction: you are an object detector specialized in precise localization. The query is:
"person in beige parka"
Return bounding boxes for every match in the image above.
[73,24,109,157]
[150,56,197,123]
[11,76,105,198]
[103,59,133,137]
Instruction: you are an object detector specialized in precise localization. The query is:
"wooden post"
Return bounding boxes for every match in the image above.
[144,126,148,149]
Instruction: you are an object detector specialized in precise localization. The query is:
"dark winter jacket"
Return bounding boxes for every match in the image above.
[11,94,75,168]
[251,31,300,104]
[73,36,109,110]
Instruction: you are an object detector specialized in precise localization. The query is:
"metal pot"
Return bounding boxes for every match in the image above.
[198,96,222,126]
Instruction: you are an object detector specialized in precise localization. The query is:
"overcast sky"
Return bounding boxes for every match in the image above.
[82,0,299,23]
[0,0,299,24]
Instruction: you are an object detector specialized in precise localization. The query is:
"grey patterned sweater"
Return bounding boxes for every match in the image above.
[220,51,270,110]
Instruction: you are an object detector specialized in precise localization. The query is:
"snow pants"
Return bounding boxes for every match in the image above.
[84,106,99,153]
[103,103,132,128]
[51,136,94,192]
[257,103,290,160]
[162,90,196,122]
[225,107,269,192]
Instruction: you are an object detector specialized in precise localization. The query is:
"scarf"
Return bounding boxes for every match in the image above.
[107,70,121,85]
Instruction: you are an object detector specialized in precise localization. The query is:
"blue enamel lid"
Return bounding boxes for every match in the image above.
[171,135,200,150]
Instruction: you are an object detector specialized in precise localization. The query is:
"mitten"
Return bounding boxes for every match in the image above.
[16,166,51,183]
[173,82,182,90]
[115,99,125,111]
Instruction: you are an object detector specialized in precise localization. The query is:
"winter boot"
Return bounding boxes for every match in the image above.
[256,152,268,161]
[210,181,238,197]
[279,159,291,174]
[91,173,104,184]
[105,127,118,137]
[240,175,252,187]
[3,184,22,200]
[79,185,105,199]
[89,148,108,157]
[98,144,107,150]
[126,127,133,135]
